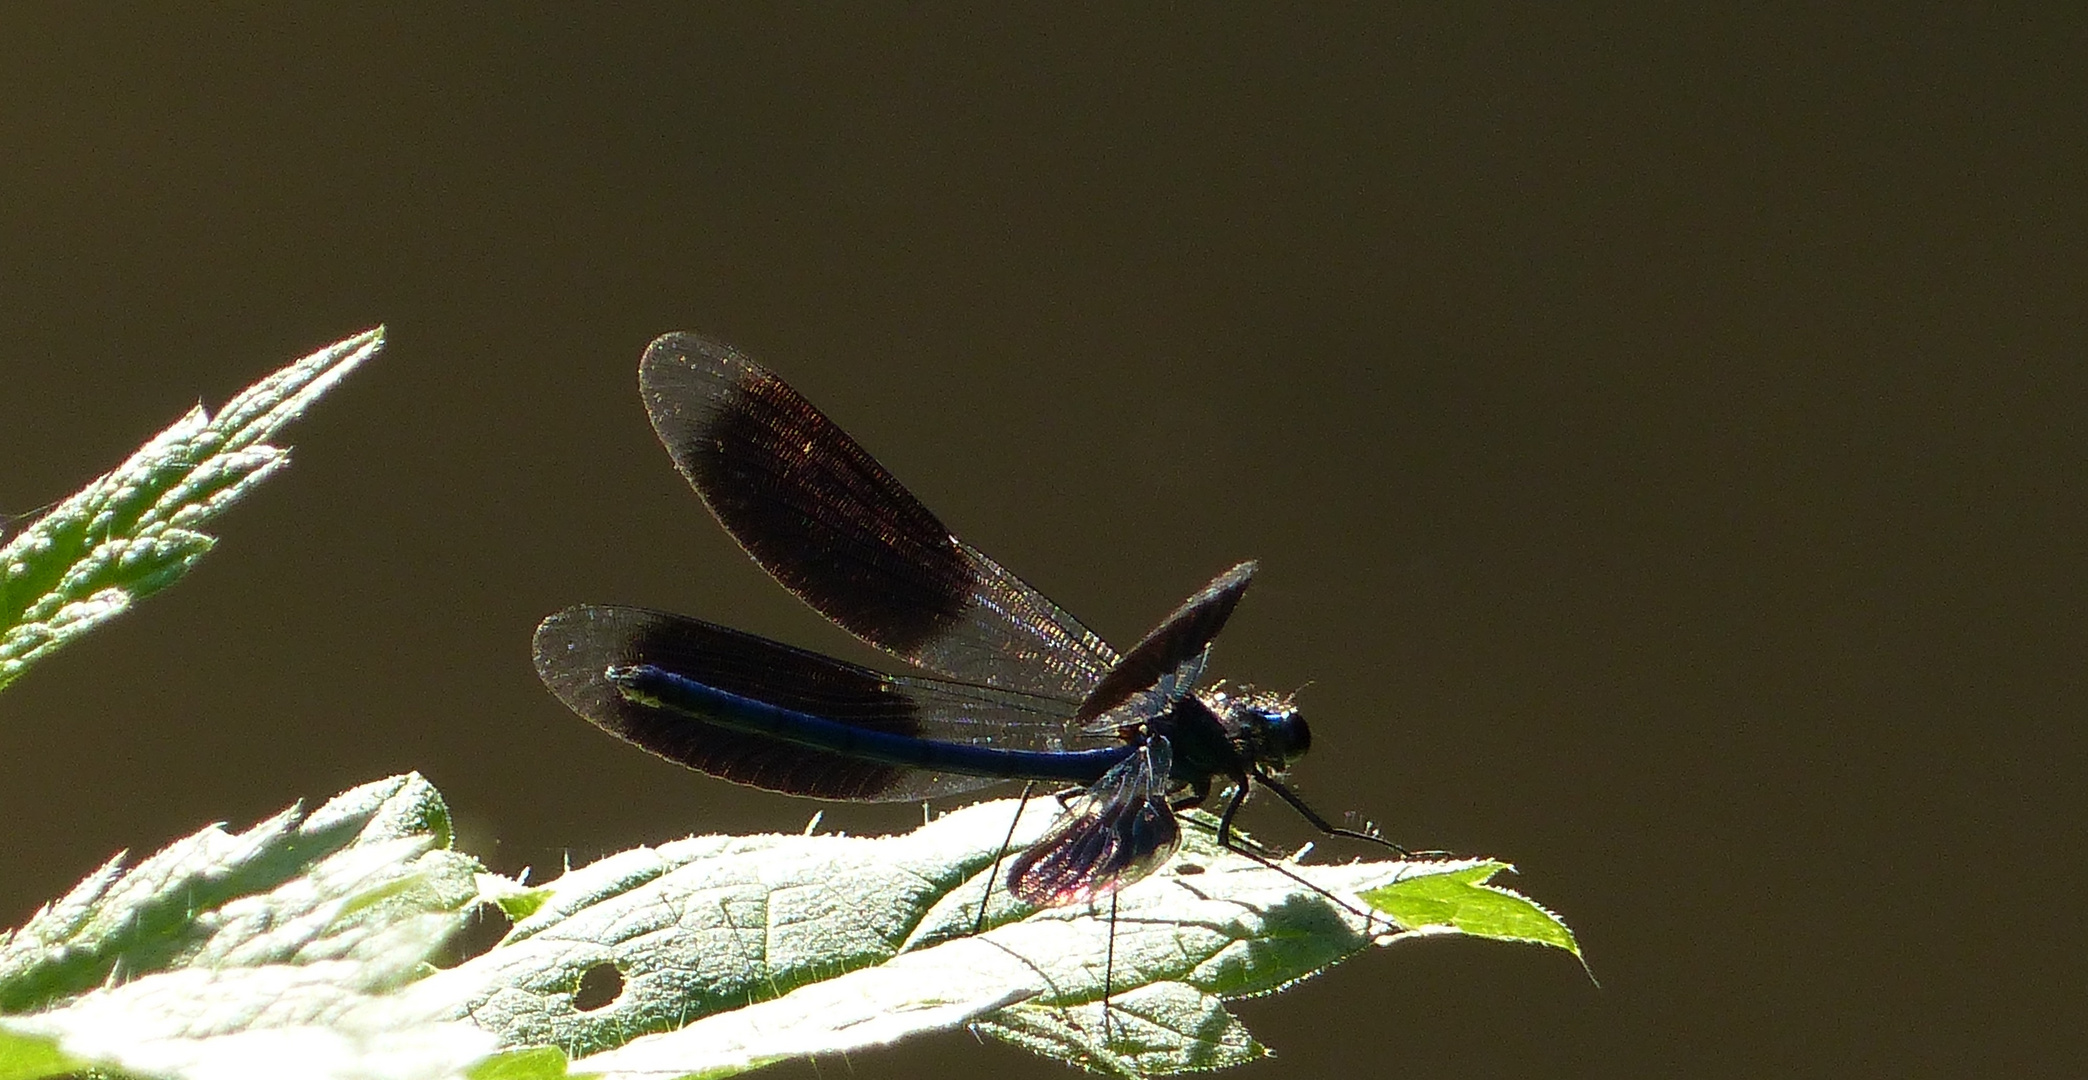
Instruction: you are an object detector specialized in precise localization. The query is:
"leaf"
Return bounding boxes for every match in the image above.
[477,874,556,924]
[467,1046,573,1080]
[412,797,1575,1077]
[0,774,494,1080]
[0,775,1581,1079]
[0,1030,87,1080]
[1360,860,1583,959]
[0,327,384,691]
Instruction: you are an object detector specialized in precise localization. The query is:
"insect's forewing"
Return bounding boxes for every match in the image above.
[1073,561,1256,727]
[1006,736,1182,907]
[638,333,1120,701]
[534,605,1098,802]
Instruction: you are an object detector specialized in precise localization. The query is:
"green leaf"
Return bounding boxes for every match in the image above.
[1,774,1579,1079]
[476,874,556,925]
[414,798,1572,1078]
[0,327,384,692]
[1360,860,1582,959]
[0,1030,87,1080]
[467,1046,573,1080]
[0,774,493,1080]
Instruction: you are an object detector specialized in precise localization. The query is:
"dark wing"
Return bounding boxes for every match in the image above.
[1073,561,1257,726]
[638,333,1119,700]
[533,605,1099,802]
[1006,735,1182,907]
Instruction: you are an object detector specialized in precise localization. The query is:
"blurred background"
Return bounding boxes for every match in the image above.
[0,8,2077,1078]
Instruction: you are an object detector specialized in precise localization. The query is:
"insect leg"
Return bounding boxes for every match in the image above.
[973,782,1036,935]
[1101,889,1120,1046]
[1254,771,1447,857]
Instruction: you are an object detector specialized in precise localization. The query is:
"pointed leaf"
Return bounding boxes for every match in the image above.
[415,798,1570,1076]
[1361,860,1582,958]
[0,774,493,1080]
[0,327,383,691]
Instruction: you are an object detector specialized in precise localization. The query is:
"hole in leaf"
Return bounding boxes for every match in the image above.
[574,962,624,1011]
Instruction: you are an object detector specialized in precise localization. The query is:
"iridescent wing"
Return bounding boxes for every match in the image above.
[1005,735,1182,907]
[1074,561,1256,729]
[534,605,1102,802]
[638,333,1120,701]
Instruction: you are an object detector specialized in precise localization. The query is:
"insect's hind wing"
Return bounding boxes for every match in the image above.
[533,605,1093,802]
[1005,736,1182,907]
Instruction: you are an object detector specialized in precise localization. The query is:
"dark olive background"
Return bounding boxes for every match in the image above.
[0,9,2076,1078]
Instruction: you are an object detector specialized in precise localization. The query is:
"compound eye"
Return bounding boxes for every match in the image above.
[1275,710,1311,764]
[1246,702,1308,767]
